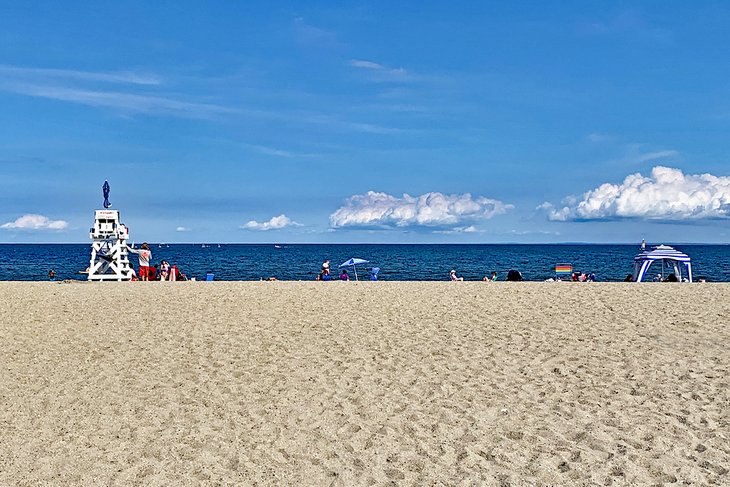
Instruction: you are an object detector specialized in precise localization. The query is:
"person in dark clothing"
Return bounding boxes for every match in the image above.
[506,269,523,281]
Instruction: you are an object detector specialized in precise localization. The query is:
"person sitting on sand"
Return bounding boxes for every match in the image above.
[370,268,379,281]
[322,269,331,281]
[48,269,56,281]
[483,271,498,281]
[450,270,464,281]
[624,274,633,282]
[340,269,349,281]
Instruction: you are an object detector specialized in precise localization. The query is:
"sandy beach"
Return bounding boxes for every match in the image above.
[0,282,728,486]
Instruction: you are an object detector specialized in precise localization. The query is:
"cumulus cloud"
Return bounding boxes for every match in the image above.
[330,191,512,230]
[1,214,68,230]
[242,214,302,231]
[542,166,730,221]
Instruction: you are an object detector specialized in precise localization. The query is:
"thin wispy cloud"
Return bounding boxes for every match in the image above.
[1,83,235,118]
[349,60,384,70]
[0,64,161,85]
[586,132,614,143]
[303,113,411,135]
[576,9,673,43]
[633,150,679,163]
[348,59,410,82]
[613,144,680,167]
[292,17,343,49]
[243,144,317,158]
[176,226,191,232]
[433,225,481,234]
[0,63,233,119]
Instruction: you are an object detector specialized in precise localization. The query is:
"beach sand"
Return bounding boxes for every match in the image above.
[0,282,728,486]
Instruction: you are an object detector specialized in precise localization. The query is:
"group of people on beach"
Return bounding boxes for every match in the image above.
[315,260,379,281]
[316,260,351,281]
[450,269,599,282]
[570,272,597,282]
[127,243,186,281]
[450,269,521,281]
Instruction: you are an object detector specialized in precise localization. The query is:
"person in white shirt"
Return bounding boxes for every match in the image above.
[128,242,152,281]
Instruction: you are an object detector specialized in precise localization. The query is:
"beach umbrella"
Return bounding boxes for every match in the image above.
[339,258,369,281]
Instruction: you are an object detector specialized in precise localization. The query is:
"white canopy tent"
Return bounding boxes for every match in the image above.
[633,245,692,282]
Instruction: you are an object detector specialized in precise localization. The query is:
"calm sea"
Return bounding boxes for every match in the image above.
[0,244,728,282]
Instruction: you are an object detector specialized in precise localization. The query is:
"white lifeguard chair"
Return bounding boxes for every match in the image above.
[88,209,134,281]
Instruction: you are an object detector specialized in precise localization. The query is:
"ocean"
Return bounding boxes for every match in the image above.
[0,244,728,282]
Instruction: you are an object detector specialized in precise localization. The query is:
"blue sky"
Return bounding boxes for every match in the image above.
[1,1,729,243]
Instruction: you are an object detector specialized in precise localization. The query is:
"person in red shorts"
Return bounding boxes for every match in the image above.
[128,242,152,281]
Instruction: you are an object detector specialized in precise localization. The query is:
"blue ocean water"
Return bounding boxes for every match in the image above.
[0,244,728,282]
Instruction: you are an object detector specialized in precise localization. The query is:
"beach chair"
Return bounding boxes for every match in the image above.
[205,272,214,281]
[555,263,572,281]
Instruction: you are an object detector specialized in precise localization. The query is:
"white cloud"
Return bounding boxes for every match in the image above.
[0,64,161,85]
[587,132,613,143]
[433,225,481,234]
[347,59,409,82]
[176,226,190,232]
[1,83,234,118]
[293,18,342,49]
[243,143,316,158]
[543,166,730,221]
[633,150,679,163]
[330,191,512,230]
[1,214,68,230]
[242,214,302,231]
[349,60,384,70]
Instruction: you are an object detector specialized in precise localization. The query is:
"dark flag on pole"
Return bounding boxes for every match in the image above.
[103,180,111,209]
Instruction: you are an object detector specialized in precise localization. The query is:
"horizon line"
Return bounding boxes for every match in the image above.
[1,241,728,246]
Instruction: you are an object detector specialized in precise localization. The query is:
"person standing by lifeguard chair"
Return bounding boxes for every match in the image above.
[128,243,152,281]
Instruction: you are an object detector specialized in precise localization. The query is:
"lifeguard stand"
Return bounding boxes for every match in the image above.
[88,181,134,281]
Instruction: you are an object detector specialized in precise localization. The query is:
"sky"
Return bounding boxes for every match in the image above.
[1,1,729,243]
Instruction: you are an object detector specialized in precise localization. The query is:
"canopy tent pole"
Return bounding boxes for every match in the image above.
[637,260,652,282]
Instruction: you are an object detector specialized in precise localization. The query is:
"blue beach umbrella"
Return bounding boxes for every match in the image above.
[339,258,369,281]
